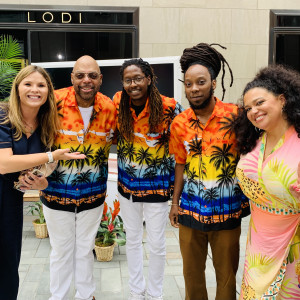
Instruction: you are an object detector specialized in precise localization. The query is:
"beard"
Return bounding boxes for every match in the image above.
[74,84,99,102]
[188,86,214,110]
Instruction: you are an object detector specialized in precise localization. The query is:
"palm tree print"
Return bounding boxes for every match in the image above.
[217,164,234,219]
[64,145,81,190]
[48,169,66,184]
[163,106,176,128]
[91,146,108,192]
[78,144,94,171]
[125,165,137,179]
[189,118,204,131]
[204,187,219,220]
[218,115,235,139]
[160,155,174,194]
[188,134,202,157]
[71,170,92,186]
[136,147,152,179]
[145,156,163,190]
[209,144,234,170]
[154,130,170,154]
[124,142,136,165]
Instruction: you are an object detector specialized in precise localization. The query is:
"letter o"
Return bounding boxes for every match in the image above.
[42,12,54,23]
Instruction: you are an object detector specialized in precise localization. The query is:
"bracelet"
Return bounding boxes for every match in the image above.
[171,203,179,206]
[46,151,54,164]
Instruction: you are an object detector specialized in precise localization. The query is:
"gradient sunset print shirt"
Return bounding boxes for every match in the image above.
[170,98,249,231]
[113,91,183,203]
[41,86,116,213]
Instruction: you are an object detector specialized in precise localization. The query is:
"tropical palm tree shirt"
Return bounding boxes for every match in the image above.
[113,91,183,203]
[170,98,250,231]
[41,86,117,213]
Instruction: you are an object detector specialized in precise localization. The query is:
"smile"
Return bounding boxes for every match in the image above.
[255,115,265,121]
[28,95,41,99]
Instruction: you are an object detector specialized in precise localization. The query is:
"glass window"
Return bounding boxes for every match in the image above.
[30,31,134,62]
[275,33,300,72]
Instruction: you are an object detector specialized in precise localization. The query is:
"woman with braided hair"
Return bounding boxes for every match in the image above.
[113,58,183,300]
[169,43,250,300]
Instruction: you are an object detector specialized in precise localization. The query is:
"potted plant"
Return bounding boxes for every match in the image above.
[94,200,126,262]
[28,200,48,239]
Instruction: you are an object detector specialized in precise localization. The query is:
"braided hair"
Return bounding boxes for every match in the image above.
[118,58,163,140]
[180,43,233,100]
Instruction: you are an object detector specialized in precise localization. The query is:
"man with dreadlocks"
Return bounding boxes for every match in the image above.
[113,58,183,300]
[169,43,249,300]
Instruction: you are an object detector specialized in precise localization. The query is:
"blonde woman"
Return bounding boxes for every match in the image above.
[0,65,84,300]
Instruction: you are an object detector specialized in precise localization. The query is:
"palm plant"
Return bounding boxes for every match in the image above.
[28,200,45,224]
[0,35,24,101]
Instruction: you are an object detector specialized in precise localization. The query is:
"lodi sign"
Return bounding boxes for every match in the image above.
[27,11,82,24]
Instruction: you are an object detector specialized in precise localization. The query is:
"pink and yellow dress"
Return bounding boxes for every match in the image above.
[237,127,300,299]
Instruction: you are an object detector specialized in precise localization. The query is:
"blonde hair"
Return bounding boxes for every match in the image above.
[0,65,60,147]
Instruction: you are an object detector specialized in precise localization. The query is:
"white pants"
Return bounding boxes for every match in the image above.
[43,205,103,300]
[119,194,169,298]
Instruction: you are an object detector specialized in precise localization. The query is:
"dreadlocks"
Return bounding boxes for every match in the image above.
[180,43,233,100]
[118,58,163,140]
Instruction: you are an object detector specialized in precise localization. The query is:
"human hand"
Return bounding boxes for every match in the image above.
[169,204,179,228]
[19,171,48,191]
[289,162,300,202]
[52,149,86,161]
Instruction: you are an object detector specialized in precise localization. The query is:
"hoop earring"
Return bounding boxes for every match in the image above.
[254,126,260,132]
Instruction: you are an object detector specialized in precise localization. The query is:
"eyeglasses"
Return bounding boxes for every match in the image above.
[123,76,145,87]
[73,72,101,80]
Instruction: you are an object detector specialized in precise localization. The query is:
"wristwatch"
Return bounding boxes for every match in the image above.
[46,151,54,163]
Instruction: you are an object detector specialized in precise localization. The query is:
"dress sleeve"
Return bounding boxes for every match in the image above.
[0,120,12,149]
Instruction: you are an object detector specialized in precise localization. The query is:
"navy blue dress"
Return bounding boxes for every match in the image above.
[0,110,45,300]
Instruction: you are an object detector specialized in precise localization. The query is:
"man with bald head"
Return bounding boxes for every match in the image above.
[41,55,116,300]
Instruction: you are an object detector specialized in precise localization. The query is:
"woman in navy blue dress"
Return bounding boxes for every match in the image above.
[0,65,85,300]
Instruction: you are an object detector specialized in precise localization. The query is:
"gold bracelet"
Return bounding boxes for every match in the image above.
[171,203,179,206]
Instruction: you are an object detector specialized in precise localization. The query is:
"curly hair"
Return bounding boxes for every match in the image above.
[233,64,300,154]
[0,65,60,148]
[118,58,163,140]
[180,43,233,100]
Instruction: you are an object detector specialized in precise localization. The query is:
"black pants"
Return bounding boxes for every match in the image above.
[0,184,23,300]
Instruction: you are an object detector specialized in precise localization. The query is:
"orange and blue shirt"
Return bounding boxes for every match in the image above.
[41,86,116,212]
[113,91,183,203]
[170,98,249,231]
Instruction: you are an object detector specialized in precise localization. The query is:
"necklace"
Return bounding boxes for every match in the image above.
[23,120,37,134]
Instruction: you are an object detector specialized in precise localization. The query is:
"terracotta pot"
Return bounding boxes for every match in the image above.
[32,220,48,239]
[94,242,115,262]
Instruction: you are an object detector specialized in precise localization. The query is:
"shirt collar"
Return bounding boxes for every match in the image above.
[187,97,224,121]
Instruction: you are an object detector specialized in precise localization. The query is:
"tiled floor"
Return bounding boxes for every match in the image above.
[18,203,250,300]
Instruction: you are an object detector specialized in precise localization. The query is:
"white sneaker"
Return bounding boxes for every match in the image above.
[128,290,146,300]
[147,294,163,300]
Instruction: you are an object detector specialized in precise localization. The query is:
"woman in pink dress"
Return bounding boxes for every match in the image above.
[232,64,300,299]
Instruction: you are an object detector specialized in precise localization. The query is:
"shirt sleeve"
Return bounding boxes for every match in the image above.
[169,119,187,164]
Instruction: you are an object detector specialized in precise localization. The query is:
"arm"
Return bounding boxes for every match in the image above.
[0,148,85,174]
[169,163,185,228]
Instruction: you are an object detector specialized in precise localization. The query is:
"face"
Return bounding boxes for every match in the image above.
[122,65,151,105]
[18,71,48,110]
[184,64,216,110]
[71,59,102,105]
[243,87,286,132]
